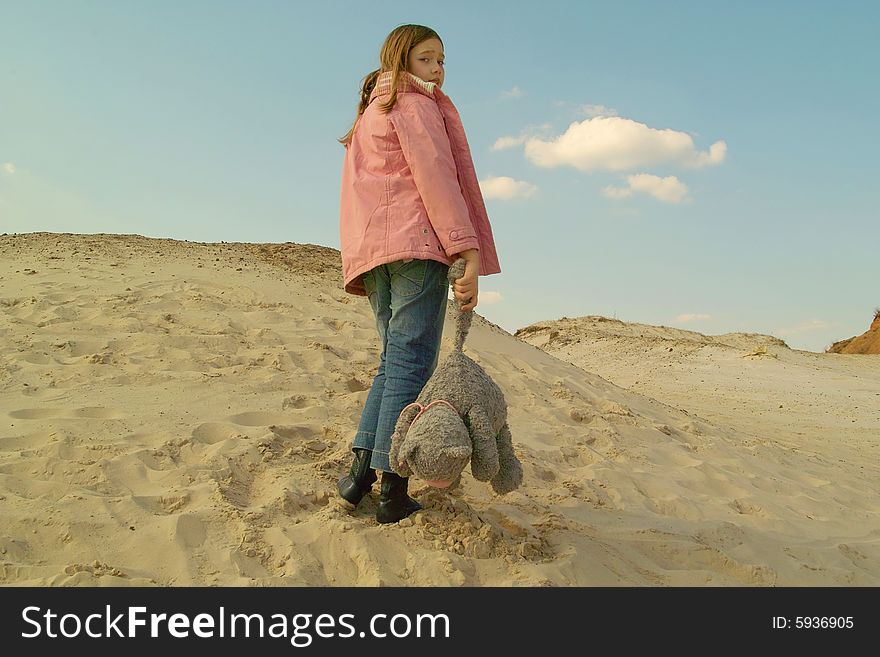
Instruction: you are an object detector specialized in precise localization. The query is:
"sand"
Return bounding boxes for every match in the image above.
[1,233,878,586]
[829,314,880,354]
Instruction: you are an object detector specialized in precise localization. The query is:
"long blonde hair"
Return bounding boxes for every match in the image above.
[338,24,442,146]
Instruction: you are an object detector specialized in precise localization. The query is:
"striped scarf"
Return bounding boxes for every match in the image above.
[369,69,438,101]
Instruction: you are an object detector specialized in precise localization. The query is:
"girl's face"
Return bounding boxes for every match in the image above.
[407,38,445,88]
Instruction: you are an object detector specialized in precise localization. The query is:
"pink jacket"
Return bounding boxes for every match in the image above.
[339,70,501,296]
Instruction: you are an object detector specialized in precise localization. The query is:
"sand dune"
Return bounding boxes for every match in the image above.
[2,233,878,586]
[515,316,880,455]
[828,313,880,355]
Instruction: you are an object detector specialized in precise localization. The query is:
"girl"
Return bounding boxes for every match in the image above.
[337,24,501,523]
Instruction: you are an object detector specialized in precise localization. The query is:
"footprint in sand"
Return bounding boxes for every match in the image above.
[344,378,370,392]
[21,353,53,365]
[267,424,320,441]
[132,493,190,515]
[280,488,332,516]
[730,497,767,517]
[228,411,290,426]
[8,406,125,420]
[50,339,106,357]
[175,514,207,548]
[191,422,248,445]
[75,407,124,419]
[0,431,61,452]
[282,394,313,410]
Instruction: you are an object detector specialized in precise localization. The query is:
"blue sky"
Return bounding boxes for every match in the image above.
[2,1,878,352]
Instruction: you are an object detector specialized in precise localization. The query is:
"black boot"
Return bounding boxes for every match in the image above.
[337,448,377,506]
[376,471,422,524]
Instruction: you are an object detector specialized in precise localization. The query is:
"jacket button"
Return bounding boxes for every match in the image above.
[450,230,458,239]
[422,228,428,234]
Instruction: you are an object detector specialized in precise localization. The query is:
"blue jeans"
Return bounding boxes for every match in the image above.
[352,258,449,472]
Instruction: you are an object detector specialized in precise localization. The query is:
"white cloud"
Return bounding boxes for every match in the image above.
[552,101,619,118]
[492,123,555,151]
[479,176,537,200]
[522,116,726,172]
[775,319,838,337]
[604,173,690,203]
[2,163,15,174]
[501,86,524,99]
[492,135,529,151]
[675,313,712,323]
[579,104,618,118]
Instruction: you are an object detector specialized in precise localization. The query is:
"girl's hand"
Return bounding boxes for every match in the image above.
[452,249,480,312]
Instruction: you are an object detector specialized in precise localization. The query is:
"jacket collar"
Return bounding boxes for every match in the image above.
[369,70,437,105]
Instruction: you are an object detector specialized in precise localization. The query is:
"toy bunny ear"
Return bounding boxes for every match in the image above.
[389,404,421,476]
[391,440,415,477]
[394,403,421,437]
[390,440,414,476]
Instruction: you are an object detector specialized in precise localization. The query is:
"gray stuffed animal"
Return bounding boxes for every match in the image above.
[389,258,523,495]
